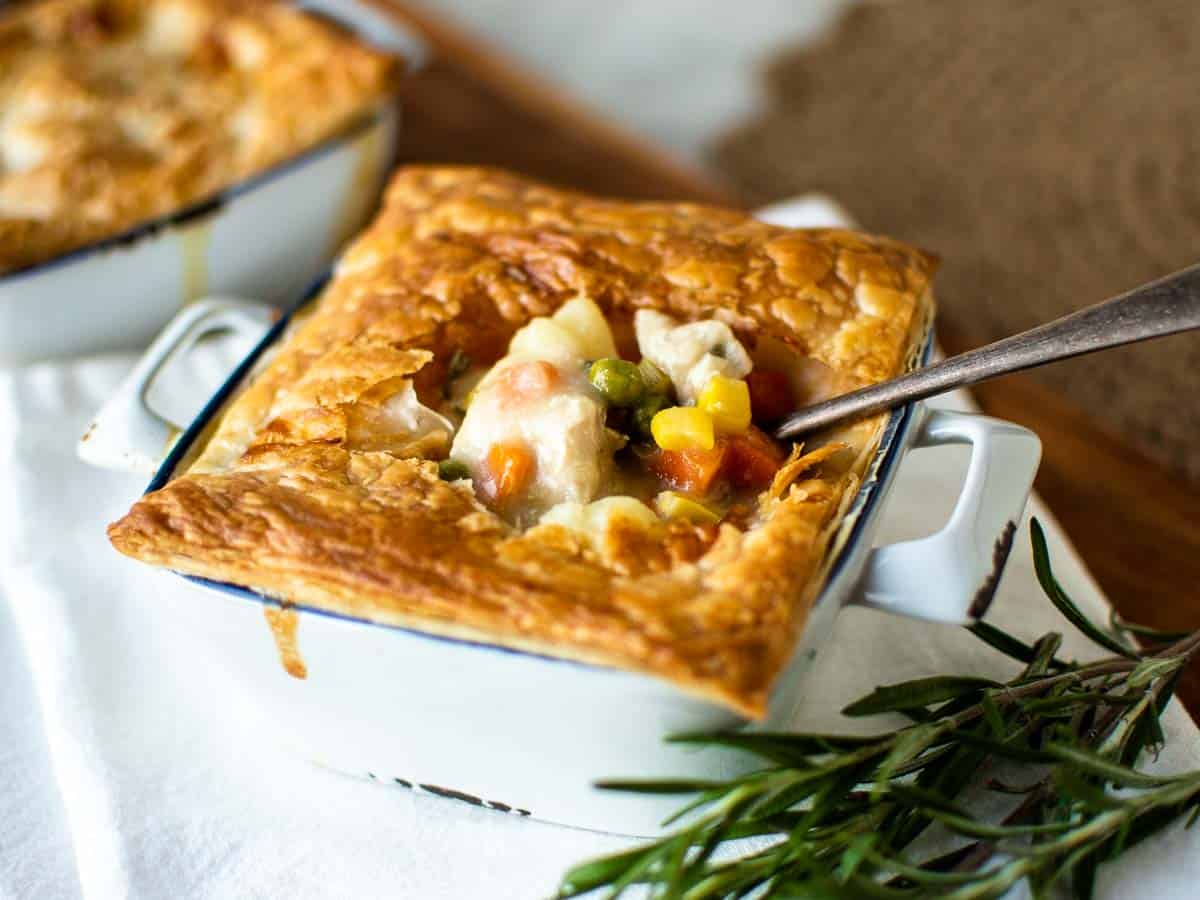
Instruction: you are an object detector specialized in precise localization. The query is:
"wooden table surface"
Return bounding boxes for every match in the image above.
[376,1,1200,717]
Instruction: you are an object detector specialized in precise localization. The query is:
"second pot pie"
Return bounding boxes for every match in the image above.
[108,166,937,718]
[0,0,400,274]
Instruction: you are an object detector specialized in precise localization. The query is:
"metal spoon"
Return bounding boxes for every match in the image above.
[774,262,1200,440]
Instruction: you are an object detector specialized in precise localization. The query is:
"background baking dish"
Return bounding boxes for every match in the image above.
[0,0,426,367]
[79,200,1042,836]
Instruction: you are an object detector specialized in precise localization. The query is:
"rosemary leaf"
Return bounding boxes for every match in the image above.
[1030,519,1137,659]
[1109,610,1192,645]
[1185,803,1200,830]
[950,729,1054,764]
[594,779,733,795]
[667,731,878,764]
[559,519,1200,900]
[1019,691,1138,715]
[1114,785,1200,853]
[1045,743,1179,788]
[660,787,732,828]
[981,693,1006,736]
[558,845,653,898]
[929,809,1076,841]
[1070,849,1098,900]
[968,621,1070,670]
[1026,632,1068,677]
[843,677,1001,717]
[1127,656,1185,689]
[1052,768,1133,810]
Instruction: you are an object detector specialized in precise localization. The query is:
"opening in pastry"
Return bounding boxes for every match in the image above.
[432,296,852,541]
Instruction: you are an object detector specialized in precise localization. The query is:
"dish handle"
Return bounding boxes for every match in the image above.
[77,299,275,473]
[853,408,1042,623]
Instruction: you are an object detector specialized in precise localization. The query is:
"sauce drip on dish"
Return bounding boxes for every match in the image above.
[264,605,307,680]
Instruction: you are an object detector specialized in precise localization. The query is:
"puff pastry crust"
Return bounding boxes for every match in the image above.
[0,0,398,273]
[108,167,937,718]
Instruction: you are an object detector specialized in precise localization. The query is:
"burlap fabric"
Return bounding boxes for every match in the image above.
[715,0,1200,482]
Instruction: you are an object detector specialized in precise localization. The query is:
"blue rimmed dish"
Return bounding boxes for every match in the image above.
[77,202,1042,836]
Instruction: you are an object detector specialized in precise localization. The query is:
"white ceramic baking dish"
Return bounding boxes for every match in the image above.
[0,0,425,367]
[78,201,1042,837]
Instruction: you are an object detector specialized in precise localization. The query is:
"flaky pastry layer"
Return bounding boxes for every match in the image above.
[108,167,937,717]
[0,0,398,273]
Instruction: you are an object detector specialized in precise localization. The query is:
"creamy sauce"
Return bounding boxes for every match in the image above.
[264,605,307,680]
[376,382,455,443]
[634,310,752,402]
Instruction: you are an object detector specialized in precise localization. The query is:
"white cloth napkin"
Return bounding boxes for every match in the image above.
[3,227,1200,900]
[5,359,1200,900]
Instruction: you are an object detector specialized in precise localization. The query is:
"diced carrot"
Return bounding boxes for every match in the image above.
[646,443,729,496]
[746,369,795,422]
[484,442,536,501]
[495,360,560,408]
[724,427,786,489]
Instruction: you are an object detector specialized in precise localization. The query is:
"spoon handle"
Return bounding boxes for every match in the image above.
[774,262,1200,440]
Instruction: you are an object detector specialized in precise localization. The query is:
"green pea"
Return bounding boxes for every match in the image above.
[637,359,672,397]
[588,358,645,406]
[438,459,471,481]
[446,348,472,381]
[632,393,670,438]
[443,349,473,399]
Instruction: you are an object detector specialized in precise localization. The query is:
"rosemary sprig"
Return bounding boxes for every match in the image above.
[559,519,1200,899]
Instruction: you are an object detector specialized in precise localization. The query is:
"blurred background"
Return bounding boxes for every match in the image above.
[416,0,1200,487]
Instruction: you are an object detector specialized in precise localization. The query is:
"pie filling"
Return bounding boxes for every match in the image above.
[431,296,815,539]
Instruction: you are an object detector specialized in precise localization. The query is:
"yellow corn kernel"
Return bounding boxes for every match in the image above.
[698,375,752,434]
[651,406,715,451]
[654,491,720,524]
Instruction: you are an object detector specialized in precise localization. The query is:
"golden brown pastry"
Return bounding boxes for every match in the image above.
[0,0,399,273]
[108,167,937,718]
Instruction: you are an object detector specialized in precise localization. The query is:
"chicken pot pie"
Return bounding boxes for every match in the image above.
[0,0,400,274]
[108,167,937,718]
